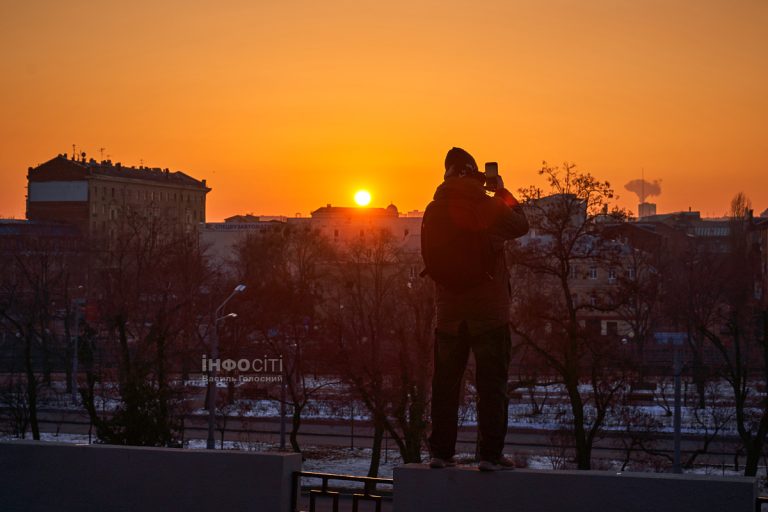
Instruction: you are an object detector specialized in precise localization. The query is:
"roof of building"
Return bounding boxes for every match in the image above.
[28,155,209,190]
[310,204,399,218]
[224,214,262,223]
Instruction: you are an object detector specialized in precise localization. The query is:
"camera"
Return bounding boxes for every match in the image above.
[484,162,499,192]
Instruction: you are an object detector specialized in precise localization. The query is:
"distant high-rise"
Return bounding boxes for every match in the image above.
[26,154,210,237]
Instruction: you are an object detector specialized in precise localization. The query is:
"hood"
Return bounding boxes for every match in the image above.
[434,177,487,202]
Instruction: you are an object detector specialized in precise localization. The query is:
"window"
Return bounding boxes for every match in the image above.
[606,321,618,336]
[628,266,636,280]
[608,269,617,283]
[568,265,578,279]
[588,266,598,280]
[589,296,598,307]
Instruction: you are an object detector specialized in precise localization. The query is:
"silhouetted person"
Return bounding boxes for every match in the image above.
[421,147,528,471]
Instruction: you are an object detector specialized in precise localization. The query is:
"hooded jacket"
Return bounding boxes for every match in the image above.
[430,176,529,335]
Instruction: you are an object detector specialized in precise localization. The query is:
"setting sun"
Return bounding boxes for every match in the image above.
[354,190,372,207]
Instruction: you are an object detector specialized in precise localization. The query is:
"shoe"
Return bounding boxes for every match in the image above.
[429,456,457,468]
[478,455,515,471]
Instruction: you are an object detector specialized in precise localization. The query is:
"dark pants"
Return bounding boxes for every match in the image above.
[429,323,511,461]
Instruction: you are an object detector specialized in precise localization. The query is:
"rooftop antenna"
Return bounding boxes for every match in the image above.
[100,147,105,161]
[71,144,76,160]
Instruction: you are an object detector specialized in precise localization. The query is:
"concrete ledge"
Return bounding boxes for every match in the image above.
[394,464,756,512]
[0,441,302,512]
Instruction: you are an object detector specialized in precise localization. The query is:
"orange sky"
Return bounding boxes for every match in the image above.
[1,0,766,220]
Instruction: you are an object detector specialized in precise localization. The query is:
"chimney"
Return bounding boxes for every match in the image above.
[638,202,657,218]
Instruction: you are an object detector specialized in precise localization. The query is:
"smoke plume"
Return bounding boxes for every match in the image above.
[624,179,662,203]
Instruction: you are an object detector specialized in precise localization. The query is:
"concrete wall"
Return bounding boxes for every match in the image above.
[394,464,756,512]
[0,441,301,512]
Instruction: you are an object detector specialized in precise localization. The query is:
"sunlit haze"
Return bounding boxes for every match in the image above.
[1,0,766,220]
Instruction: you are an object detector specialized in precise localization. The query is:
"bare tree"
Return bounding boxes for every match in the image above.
[234,225,336,453]
[687,193,767,475]
[508,162,632,469]
[81,214,211,446]
[0,229,78,440]
[329,230,433,476]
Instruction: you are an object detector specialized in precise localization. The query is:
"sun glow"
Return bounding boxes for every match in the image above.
[354,190,372,207]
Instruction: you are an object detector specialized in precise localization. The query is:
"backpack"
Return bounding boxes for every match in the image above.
[420,197,495,291]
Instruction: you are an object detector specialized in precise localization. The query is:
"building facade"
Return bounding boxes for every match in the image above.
[26,154,210,237]
[201,204,423,265]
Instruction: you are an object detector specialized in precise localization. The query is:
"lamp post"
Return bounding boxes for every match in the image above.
[206,284,245,450]
[71,284,85,403]
[280,362,287,450]
[71,298,85,402]
[654,331,686,473]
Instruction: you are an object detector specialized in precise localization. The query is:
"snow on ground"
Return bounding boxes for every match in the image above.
[1,432,93,444]
[22,376,767,437]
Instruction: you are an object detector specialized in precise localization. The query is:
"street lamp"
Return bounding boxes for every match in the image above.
[206,284,246,450]
[71,285,85,403]
[654,331,686,473]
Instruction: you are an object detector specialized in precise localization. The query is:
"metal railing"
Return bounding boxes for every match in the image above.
[292,470,393,512]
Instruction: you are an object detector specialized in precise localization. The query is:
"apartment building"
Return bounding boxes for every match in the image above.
[26,153,210,237]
